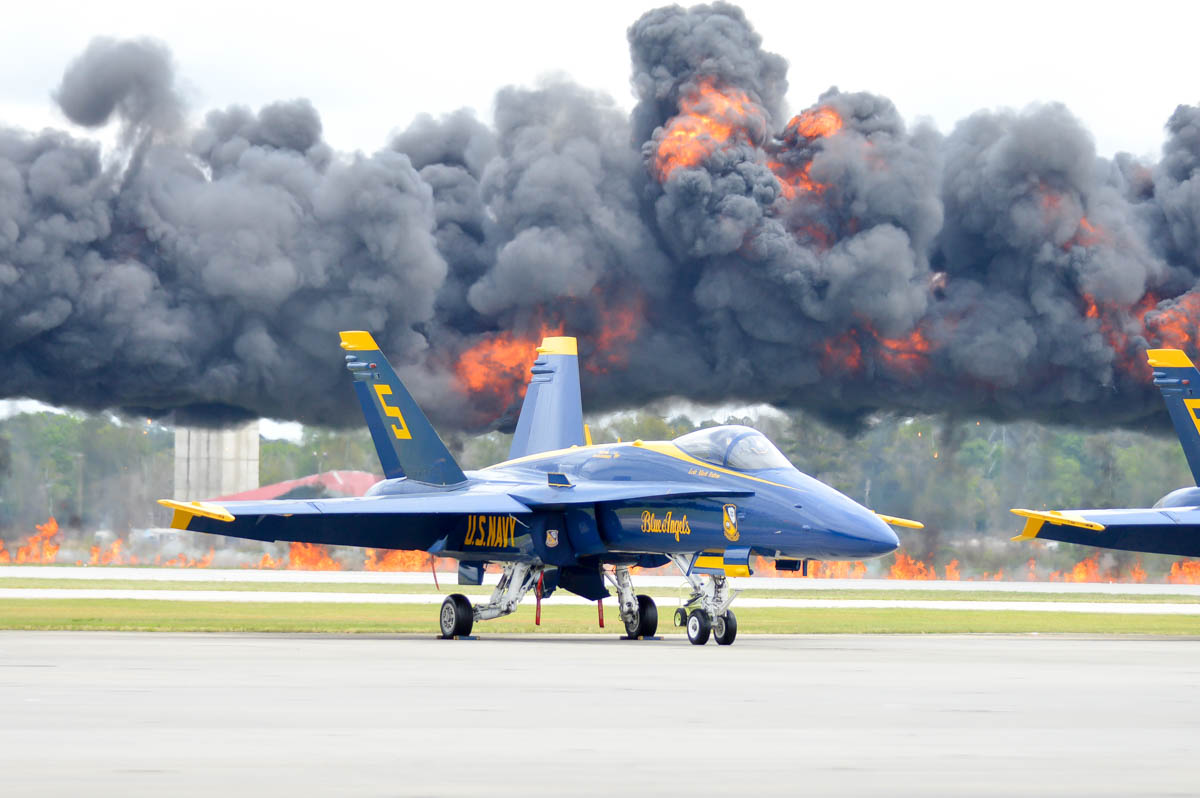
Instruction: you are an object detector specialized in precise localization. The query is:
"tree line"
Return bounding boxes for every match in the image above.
[0,408,1191,575]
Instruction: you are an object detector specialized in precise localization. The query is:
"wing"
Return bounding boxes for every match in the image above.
[1011,507,1200,557]
[159,492,531,549]
[507,480,754,508]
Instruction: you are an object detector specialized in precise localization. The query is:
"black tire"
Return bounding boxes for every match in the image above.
[635,595,658,638]
[673,607,688,628]
[439,593,473,638]
[686,609,711,645]
[714,610,738,646]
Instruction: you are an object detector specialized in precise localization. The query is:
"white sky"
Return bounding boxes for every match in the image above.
[0,0,1195,160]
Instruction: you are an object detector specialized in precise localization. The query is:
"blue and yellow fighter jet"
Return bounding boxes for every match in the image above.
[160,332,914,645]
[1012,349,1200,558]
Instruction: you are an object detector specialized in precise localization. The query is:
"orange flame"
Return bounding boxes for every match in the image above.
[769,106,844,200]
[1128,560,1147,583]
[1082,291,1158,379]
[820,330,863,374]
[654,79,767,181]
[252,552,284,569]
[161,548,215,568]
[455,320,565,402]
[286,542,342,571]
[818,320,938,377]
[888,550,937,580]
[768,160,828,201]
[585,298,644,376]
[89,537,124,566]
[14,517,60,564]
[785,107,844,140]
[365,548,432,571]
[875,326,933,375]
[1146,292,1200,352]
[1069,216,1107,249]
[1168,560,1200,584]
[944,559,960,581]
[1049,553,1110,582]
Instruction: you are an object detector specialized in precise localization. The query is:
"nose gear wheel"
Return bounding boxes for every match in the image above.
[686,609,711,645]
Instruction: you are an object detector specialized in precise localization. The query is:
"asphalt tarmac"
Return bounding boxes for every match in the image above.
[2,632,1198,796]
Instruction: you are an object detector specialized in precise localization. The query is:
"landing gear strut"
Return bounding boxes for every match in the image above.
[670,554,740,646]
[607,565,658,639]
[438,562,542,639]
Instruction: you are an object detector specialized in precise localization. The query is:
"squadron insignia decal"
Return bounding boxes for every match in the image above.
[723,504,740,542]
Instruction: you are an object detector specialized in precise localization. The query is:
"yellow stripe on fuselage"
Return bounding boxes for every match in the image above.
[484,440,794,491]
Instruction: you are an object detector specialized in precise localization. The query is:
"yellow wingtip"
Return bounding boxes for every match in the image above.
[1146,349,1195,369]
[536,336,577,356]
[339,330,379,351]
[876,513,924,529]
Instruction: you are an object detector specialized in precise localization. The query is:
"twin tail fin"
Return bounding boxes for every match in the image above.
[340,331,465,485]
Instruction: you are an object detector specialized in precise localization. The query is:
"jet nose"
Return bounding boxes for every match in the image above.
[831,508,900,558]
[859,514,900,558]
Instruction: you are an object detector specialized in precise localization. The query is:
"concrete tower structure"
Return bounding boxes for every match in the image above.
[173,422,260,501]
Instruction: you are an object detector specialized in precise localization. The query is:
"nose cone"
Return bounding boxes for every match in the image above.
[821,502,900,558]
[856,513,900,558]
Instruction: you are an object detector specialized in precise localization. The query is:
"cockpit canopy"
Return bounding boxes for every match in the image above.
[673,425,793,471]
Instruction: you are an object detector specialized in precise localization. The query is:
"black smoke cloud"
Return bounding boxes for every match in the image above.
[2,3,1199,431]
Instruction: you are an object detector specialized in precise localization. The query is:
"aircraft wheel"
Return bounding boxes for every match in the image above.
[714,610,738,646]
[673,607,688,628]
[635,595,658,637]
[686,609,711,646]
[439,593,474,638]
[622,605,641,637]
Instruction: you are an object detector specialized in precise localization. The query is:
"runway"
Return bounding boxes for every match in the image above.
[6,565,1200,594]
[6,587,1200,614]
[2,632,1197,796]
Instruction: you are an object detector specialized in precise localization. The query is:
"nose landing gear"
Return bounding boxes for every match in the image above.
[670,554,741,646]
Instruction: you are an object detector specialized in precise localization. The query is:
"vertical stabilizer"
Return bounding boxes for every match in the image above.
[1148,348,1200,484]
[507,337,585,459]
[340,331,466,485]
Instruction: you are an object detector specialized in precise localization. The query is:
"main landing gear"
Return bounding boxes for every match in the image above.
[438,562,542,639]
[607,565,658,639]
[669,554,739,646]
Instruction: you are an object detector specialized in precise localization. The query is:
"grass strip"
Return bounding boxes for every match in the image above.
[2,578,1199,604]
[1,599,1199,635]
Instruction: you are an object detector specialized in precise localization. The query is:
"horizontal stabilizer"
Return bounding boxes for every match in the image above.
[157,499,235,528]
[1010,506,1200,557]
[1010,508,1106,541]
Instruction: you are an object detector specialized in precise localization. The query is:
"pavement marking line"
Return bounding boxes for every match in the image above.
[3,566,1200,595]
[5,588,1200,614]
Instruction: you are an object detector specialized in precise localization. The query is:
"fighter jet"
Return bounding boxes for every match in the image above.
[1011,349,1200,557]
[160,332,913,645]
